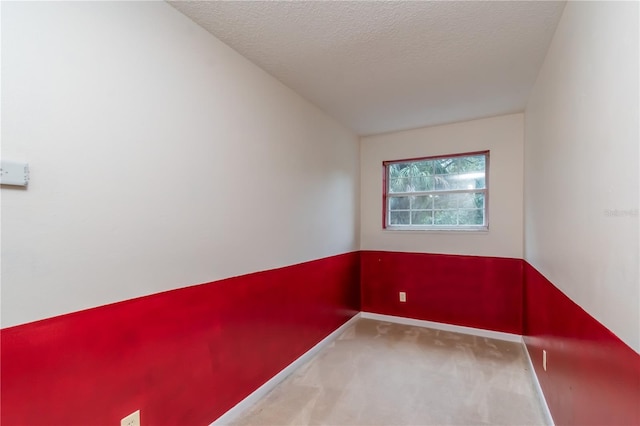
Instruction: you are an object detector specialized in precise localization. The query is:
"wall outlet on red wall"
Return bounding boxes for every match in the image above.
[121,410,140,426]
[399,292,407,302]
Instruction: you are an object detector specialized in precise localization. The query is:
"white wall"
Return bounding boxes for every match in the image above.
[525,2,639,352]
[360,114,524,258]
[0,1,359,328]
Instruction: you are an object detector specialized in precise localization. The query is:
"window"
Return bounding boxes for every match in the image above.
[383,151,489,230]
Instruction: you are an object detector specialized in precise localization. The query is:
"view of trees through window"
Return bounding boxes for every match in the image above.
[385,152,488,228]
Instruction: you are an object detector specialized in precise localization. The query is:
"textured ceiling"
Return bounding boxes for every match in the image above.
[169,1,566,136]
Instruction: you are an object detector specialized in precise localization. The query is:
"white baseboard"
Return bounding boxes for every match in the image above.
[360,312,523,343]
[522,342,555,426]
[210,313,362,425]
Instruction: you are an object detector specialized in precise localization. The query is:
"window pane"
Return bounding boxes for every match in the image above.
[458,209,484,225]
[448,158,463,174]
[434,158,456,174]
[389,196,410,210]
[448,173,486,190]
[434,175,452,191]
[458,193,474,208]
[434,210,457,225]
[411,211,433,225]
[474,210,485,225]
[458,193,485,209]
[474,193,485,209]
[388,163,403,176]
[390,211,410,225]
[461,155,486,172]
[433,193,457,209]
[472,175,486,189]
[389,177,409,193]
[411,176,434,191]
[411,195,433,210]
[417,160,434,175]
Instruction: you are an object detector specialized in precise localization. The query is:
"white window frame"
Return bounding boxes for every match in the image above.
[383,151,489,231]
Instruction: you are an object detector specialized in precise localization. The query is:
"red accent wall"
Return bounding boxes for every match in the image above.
[523,262,640,426]
[1,252,360,426]
[360,251,523,334]
[4,251,639,426]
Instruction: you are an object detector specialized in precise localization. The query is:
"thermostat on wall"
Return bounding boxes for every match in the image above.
[0,160,30,186]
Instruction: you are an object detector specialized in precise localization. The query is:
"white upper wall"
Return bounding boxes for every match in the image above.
[524,2,639,352]
[360,114,524,258]
[1,1,359,327]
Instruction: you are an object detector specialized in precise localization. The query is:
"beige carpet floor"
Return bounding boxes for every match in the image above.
[230,319,549,426]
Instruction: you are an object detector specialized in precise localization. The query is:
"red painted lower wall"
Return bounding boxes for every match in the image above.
[360,251,523,334]
[523,262,640,426]
[4,251,639,426]
[1,252,360,426]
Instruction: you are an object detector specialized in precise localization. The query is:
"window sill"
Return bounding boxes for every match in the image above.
[384,226,489,233]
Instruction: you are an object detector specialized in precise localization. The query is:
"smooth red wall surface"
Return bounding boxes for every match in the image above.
[523,262,640,426]
[5,251,639,426]
[1,252,360,426]
[360,251,523,334]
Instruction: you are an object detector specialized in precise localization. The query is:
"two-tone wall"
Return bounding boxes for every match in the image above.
[358,3,640,425]
[523,2,639,424]
[1,2,360,424]
[2,1,639,426]
[359,114,525,335]
[524,0,639,354]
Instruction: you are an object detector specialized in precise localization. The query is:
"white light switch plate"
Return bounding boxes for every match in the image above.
[0,160,29,186]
